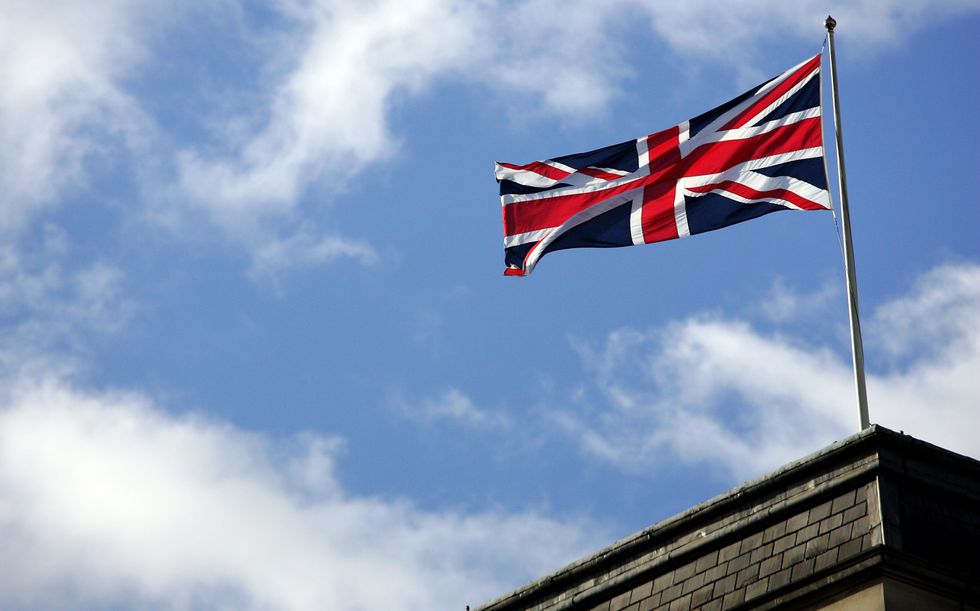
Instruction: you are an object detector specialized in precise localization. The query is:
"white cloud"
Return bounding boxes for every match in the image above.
[560,262,980,481]
[868,263,980,362]
[248,229,378,281]
[176,0,485,225]
[485,0,630,115]
[863,263,980,447]
[0,375,598,611]
[398,388,512,429]
[757,275,839,324]
[0,0,172,232]
[633,0,980,61]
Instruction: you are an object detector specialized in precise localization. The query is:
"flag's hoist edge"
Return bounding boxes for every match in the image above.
[495,54,832,276]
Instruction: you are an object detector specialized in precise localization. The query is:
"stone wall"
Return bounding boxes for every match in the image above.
[603,482,879,611]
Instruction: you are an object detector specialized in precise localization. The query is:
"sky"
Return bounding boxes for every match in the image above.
[0,1,978,609]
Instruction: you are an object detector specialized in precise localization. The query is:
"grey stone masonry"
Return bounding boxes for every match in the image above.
[477,425,980,611]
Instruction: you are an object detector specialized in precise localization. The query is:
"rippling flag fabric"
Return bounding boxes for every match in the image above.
[495,54,831,276]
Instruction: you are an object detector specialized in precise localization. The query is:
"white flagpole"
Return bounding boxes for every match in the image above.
[825,15,870,430]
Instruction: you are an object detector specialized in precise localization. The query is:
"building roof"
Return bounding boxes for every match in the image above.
[477,425,980,611]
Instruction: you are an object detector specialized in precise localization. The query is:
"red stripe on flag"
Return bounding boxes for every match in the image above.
[640,181,679,243]
[686,180,827,210]
[683,117,822,177]
[502,182,637,235]
[640,128,682,243]
[723,55,820,130]
[647,126,681,173]
[502,196,579,236]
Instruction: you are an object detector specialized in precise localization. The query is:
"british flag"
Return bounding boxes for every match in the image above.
[495,54,831,276]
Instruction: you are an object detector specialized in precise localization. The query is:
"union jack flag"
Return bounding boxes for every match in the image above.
[495,54,831,276]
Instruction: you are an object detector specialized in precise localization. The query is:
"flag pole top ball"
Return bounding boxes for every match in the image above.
[825,15,837,31]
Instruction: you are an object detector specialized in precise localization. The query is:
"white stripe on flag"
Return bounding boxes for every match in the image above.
[500,173,645,206]
[673,183,690,238]
[636,136,650,173]
[503,227,554,249]
[630,190,645,245]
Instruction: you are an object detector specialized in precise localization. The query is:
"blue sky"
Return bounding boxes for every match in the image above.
[1,1,978,609]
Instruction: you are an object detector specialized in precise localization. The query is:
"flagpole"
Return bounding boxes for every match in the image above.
[825,15,870,430]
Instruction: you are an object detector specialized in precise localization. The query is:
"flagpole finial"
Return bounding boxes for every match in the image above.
[825,15,837,31]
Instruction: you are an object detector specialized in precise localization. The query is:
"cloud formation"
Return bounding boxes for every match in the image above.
[0,0,170,231]
[560,262,980,481]
[0,227,133,367]
[632,0,980,61]
[396,387,512,430]
[176,0,485,223]
[0,375,598,611]
[247,230,379,282]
